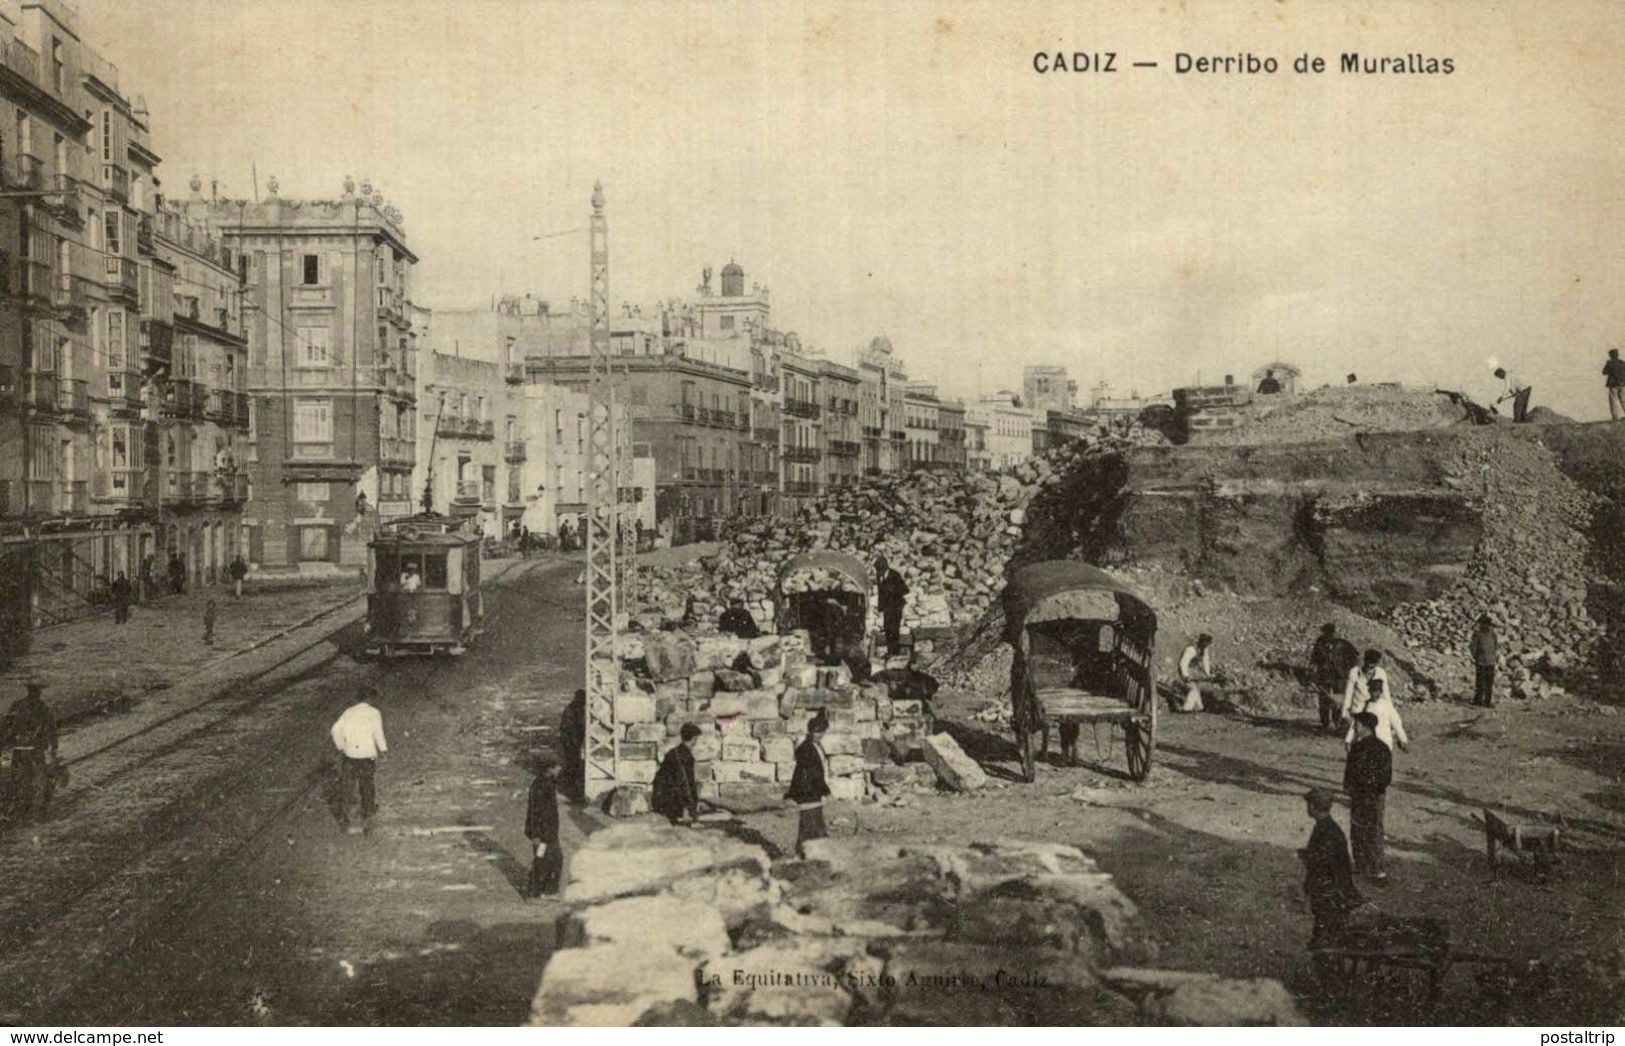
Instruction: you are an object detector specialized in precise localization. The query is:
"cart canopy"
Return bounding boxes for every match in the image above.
[1003,561,1155,638]
[776,550,873,594]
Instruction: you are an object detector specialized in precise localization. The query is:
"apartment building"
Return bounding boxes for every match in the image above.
[780,350,822,509]
[903,382,942,468]
[820,359,861,490]
[204,177,418,572]
[856,335,907,476]
[967,392,1034,471]
[938,399,967,469]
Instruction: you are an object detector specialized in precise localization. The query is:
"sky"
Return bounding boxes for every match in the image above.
[80,0,1625,420]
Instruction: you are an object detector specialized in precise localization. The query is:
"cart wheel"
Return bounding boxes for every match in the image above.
[1125,720,1154,782]
[1017,722,1036,783]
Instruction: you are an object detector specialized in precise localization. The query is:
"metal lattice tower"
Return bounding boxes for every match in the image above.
[616,366,640,612]
[583,180,619,800]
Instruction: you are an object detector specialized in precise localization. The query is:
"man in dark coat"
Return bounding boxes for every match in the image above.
[874,557,909,656]
[784,711,831,857]
[1301,787,1362,950]
[168,554,186,595]
[1,682,58,823]
[557,690,586,803]
[110,572,133,624]
[717,598,760,639]
[1344,711,1394,881]
[1309,623,1359,731]
[652,724,702,825]
[525,756,563,898]
[1471,614,1497,708]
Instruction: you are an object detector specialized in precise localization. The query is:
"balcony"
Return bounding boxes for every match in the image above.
[108,370,144,410]
[890,430,907,442]
[102,163,129,204]
[381,437,415,465]
[13,152,44,190]
[785,481,820,497]
[235,396,250,429]
[137,216,156,255]
[454,479,481,504]
[504,440,527,463]
[215,471,249,504]
[783,445,822,464]
[52,271,89,321]
[49,173,83,226]
[784,398,821,420]
[376,286,405,325]
[105,256,139,303]
[161,379,203,419]
[752,426,778,443]
[22,372,56,410]
[162,470,195,505]
[59,480,87,513]
[141,319,174,368]
[94,468,147,502]
[829,439,861,457]
[505,361,525,384]
[20,258,51,307]
[682,467,699,481]
[862,425,883,439]
[56,378,88,418]
[752,372,780,393]
[209,388,237,422]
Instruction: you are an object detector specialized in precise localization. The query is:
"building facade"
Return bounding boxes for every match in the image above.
[820,358,861,490]
[903,382,941,468]
[968,392,1033,471]
[856,335,907,476]
[938,399,966,469]
[1023,365,1077,417]
[205,178,418,573]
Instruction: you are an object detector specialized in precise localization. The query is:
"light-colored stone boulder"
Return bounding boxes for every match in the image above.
[923,732,987,791]
[605,785,650,818]
[530,943,699,1026]
[614,693,657,724]
[563,822,770,904]
[643,634,698,682]
[1100,968,1306,1026]
[702,937,870,1026]
[558,894,730,961]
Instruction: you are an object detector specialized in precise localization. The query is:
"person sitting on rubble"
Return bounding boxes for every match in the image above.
[1176,634,1215,713]
[717,597,760,639]
[1309,623,1360,732]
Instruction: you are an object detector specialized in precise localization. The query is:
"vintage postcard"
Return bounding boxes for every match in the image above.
[0,0,1620,1032]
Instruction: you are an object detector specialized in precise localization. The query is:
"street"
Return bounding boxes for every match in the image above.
[0,556,586,1026]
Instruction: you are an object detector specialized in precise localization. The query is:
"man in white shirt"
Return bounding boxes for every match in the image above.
[1176,634,1214,713]
[1493,367,1532,423]
[399,566,422,593]
[330,686,388,833]
[1341,649,1390,721]
[1345,678,1409,753]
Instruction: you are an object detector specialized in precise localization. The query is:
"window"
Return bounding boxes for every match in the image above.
[51,38,63,94]
[100,111,111,163]
[103,210,121,258]
[296,482,326,502]
[301,254,321,285]
[298,526,330,562]
[293,399,332,443]
[720,315,734,331]
[106,310,125,371]
[297,325,330,367]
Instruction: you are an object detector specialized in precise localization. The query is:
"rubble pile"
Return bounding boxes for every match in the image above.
[1202,384,1473,446]
[1389,435,1603,699]
[532,823,1304,1026]
[640,433,1151,634]
[608,630,936,803]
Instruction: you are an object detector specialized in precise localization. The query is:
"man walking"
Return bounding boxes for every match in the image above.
[525,755,563,898]
[229,555,249,599]
[1344,712,1394,881]
[168,554,186,595]
[1471,614,1498,708]
[784,711,831,857]
[1341,648,1389,723]
[874,557,908,656]
[1605,349,1625,421]
[110,572,133,625]
[1,682,58,824]
[1176,633,1214,713]
[1300,788,1362,950]
[1308,623,1359,731]
[1493,367,1532,423]
[1346,677,1409,754]
[329,685,387,834]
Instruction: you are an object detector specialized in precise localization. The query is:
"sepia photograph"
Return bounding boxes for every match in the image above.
[0,0,1621,1031]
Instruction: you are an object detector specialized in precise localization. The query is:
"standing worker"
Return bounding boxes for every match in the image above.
[329,685,388,834]
[525,755,563,898]
[1341,649,1390,723]
[1300,788,1363,952]
[1493,367,1532,423]
[1604,348,1625,421]
[1344,712,1394,881]
[1309,623,1359,731]
[1345,677,1409,754]
[1471,614,1498,708]
[784,711,831,857]
[1176,634,1215,713]
[874,557,909,656]
[1,682,58,824]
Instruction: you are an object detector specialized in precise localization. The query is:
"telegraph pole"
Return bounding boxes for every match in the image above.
[582,181,618,800]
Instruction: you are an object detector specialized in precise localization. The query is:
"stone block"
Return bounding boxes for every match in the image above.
[619,742,658,762]
[688,670,717,694]
[892,699,923,716]
[856,721,883,740]
[872,764,908,788]
[762,735,796,764]
[714,669,757,692]
[665,865,783,931]
[796,688,832,709]
[605,785,650,818]
[747,635,784,668]
[709,694,748,718]
[820,733,863,756]
[713,760,776,784]
[785,664,819,688]
[755,666,783,690]
[1100,969,1305,1026]
[874,698,894,722]
[861,738,893,764]
[826,710,857,731]
[718,716,753,737]
[558,894,730,960]
[696,779,719,801]
[562,821,770,905]
[827,754,866,776]
[702,938,868,1026]
[923,733,987,792]
[689,734,721,762]
[825,690,856,710]
[712,782,789,812]
[828,775,866,801]
[750,718,786,738]
[530,943,699,1026]
[618,759,658,784]
[722,739,760,762]
[642,634,698,682]
[853,698,878,722]
[741,691,779,718]
[614,694,657,724]
[625,723,667,743]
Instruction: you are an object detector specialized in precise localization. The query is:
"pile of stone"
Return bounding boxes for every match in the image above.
[1202,384,1474,447]
[640,434,1149,636]
[1389,435,1603,699]
[607,630,937,804]
[531,822,1304,1026]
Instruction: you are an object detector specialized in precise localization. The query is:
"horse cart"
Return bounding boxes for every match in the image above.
[1004,562,1158,783]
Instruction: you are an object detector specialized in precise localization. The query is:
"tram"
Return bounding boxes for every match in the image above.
[363,513,485,657]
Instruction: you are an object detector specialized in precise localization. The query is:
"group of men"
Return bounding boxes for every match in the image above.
[1492,347,1625,423]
